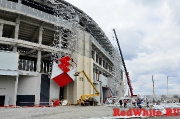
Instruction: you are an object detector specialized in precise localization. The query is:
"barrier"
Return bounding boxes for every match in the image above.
[0,102,56,109]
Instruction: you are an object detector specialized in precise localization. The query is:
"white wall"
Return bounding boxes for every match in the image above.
[0,76,15,105]
[0,51,19,71]
[17,75,41,104]
[94,83,101,105]
[100,75,108,87]
[50,79,59,100]
[102,87,110,102]
[76,54,94,104]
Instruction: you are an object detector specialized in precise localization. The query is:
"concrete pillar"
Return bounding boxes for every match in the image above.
[94,51,96,62]
[37,51,41,72]
[38,27,43,44]
[102,59,104,67]
[36,27,43,72]
[96,52,98,63]
[13,46,17,52]
[99,82,102,104]
[13,19,20,52]
[13,76,19,106]
[0,23,4,37]
[106,63,108,71]
[15,19,20,39]
[18,0,22,11]
[18,0,21,4]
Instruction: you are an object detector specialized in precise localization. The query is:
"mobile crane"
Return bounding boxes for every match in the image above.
[113,29,137,97]
[74,70,99,106]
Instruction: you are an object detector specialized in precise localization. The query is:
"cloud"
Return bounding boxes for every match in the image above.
[67,0,180,96]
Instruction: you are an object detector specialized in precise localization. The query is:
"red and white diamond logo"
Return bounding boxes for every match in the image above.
[50,56,76,87]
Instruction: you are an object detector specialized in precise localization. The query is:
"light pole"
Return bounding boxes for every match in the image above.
[167,76,169,97]
[152,75,156,104]
[152,75,155,98]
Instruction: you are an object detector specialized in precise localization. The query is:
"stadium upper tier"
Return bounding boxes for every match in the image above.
[1,0,114,58]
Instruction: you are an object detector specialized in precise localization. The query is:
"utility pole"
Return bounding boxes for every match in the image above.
[167,76,169,97]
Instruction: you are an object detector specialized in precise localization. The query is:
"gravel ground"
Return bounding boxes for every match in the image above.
[0,105,179,119]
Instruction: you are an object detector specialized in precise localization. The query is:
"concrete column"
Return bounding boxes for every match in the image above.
[99,82,102,104]
[13,19,20,52]
[96,52,98,63]
[0,23,4,37]
[18,0,21,4]
[102,59,104,67]
[13,76,19,106]
[94,51,96,62]
[18,0,22,11]
[83,32,85,94]
[13,46,17,52]
[15,19,20,39]
[37,51,41,72]
[36,27,43,72]
[38,27,43,44]
[106,63,108,71]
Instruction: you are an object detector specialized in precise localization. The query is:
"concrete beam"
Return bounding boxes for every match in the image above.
[0,37,69,54]
[42,53,52,58]
[8,45,14,51]
[20,52,37,58]
[25,49,36,56]
[20,19,54,31]
[0,19,16,26]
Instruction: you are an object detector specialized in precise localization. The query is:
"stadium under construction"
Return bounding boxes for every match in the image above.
[0,0,126,106]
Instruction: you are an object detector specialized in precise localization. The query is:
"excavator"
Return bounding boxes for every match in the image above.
[74,70,100,106]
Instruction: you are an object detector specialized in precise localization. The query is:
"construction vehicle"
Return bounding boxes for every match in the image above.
[113,29,137,97]
[74,70,99,106]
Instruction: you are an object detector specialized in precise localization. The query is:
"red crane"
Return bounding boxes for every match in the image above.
[113,29,137,97]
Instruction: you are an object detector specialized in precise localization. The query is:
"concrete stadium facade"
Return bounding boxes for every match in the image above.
[0,0,124,106]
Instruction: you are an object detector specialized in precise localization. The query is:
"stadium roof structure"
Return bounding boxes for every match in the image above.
[47,0,115,56]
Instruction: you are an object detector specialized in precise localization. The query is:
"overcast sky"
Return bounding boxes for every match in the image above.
[67,0,180,96]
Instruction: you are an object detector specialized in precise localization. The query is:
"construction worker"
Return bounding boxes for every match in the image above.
[110,93,113,98]
[137,99,142,108]
[119,99,123,107]
[146,98,149,108]
[123,99,127,108]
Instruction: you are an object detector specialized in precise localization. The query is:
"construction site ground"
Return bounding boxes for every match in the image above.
[0,105,180,119]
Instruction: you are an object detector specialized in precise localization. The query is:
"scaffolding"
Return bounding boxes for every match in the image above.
[47,0,79,76]
[110,47,124,97]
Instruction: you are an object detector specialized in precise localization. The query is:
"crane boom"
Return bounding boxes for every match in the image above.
[74,70,99,105]
[113,29,137,97]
